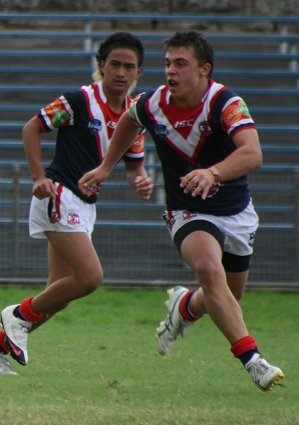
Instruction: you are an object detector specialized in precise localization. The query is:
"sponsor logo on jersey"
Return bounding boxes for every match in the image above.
[154,124,169,136]
[222,99,251,126]
[174,119,193,128]
[52,110,70,127]
[44,98,71,127]
[130,133,144,153]
[67,212,80,226]
[88,119,102,134]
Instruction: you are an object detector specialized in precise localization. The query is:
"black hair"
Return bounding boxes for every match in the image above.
[163,31,214,76]
[96,32,144,68]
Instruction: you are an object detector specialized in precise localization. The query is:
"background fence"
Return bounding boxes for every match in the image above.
[1,12,299,289]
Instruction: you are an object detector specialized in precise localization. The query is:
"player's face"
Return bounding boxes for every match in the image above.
[164,46,211,104]
[101,48,141,95]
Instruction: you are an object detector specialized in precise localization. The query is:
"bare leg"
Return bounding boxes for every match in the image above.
[189,269,249,317]
[226,270,248,302]
[29,240,73,331]
[30,231,103,316]
[180,231,248,344]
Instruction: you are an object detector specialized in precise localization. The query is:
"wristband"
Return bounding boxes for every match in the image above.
[208,166,220,183]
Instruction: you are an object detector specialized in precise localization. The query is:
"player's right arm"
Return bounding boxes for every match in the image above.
[78,110,141,196]
[23,116,57,199]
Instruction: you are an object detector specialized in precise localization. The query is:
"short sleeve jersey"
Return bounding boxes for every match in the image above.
[37,81,144,203]
[130,81,256,215]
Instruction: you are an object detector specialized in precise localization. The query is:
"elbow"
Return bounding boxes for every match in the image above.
[254,155,263,170]
[256,151,263,169]
[250,150,263,172]
[22,116,43,139]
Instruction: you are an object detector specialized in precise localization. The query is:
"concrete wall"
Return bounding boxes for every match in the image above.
[0,0,298,15]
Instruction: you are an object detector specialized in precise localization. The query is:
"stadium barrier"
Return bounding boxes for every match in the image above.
[0,160,298,284]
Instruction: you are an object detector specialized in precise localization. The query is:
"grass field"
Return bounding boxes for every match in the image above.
[0,286,298,425]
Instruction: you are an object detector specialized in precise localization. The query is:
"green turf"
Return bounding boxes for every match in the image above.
[0,287,298,425]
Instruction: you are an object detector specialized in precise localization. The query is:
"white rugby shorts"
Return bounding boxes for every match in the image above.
[29,183,96,239]
[163,200,259,256]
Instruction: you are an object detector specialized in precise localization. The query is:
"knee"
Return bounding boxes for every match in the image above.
[81,269,104,294]
[194,258,224,287]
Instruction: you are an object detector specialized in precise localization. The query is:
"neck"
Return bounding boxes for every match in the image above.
[102,84,126,112]
[170,81,210,108]
[107,96,125,112]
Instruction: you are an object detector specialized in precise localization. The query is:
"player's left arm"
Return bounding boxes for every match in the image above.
[181,92,263,198]
[214,127,263,181]
[212,95,263,181]
[181,128,262,199]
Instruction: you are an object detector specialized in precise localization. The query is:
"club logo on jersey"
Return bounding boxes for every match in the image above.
[67,212,80,226]
[154,124,169,137]
[88,119,102,134]
[222,99,251,126]
[199,121,212,136]
[52,110,70,127]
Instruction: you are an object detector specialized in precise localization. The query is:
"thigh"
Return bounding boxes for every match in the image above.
[47,241,73,285]
[180,229,223,272]
[46,231,102,281]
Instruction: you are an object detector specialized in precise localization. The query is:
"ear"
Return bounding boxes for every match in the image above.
[136,66,143,79]
[200,62,212,77]
[99,60,105,76]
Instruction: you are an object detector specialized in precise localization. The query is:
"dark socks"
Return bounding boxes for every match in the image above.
[13,306,27,321]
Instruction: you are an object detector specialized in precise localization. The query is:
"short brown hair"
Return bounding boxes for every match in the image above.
[164,31,214,77]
